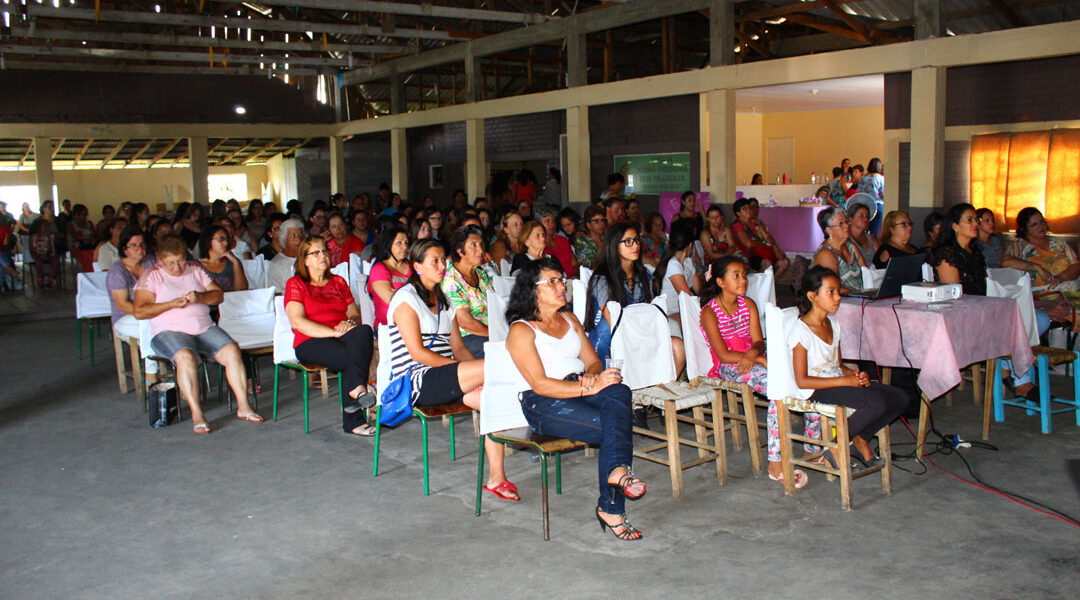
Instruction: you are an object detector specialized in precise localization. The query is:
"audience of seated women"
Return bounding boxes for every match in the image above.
[107,226,159,383]
[811,206,867,294]
[134,234,261,434]
[285,236,377,436]
[386,240,513,500]
[789,266,907,470]
[699,256,821,488]
[872,210,921,268]
[367,226,412,329]
[198,225,247,292]
[505,257,644,540]
[441,225,493,359]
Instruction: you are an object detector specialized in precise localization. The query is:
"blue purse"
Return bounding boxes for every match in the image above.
[379,302,440,427]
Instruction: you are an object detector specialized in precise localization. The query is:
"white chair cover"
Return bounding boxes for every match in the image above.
[218,288,275,350]
[861,266,886,290]
[92,262,103,272]
[75,272,112,319]
[492,275,516,298]
[479,341,531,435]
[272,296,299,364]
[362,259,374,275]
[331,261,350,284]
[349,253,366,284]
[746,266,775,329]
[499,258,512,277]
[138,317,156,360]
[579,266,593,286]
[607,302,676,390]
[241,256,267,290]
[987,268,1040,346]
[765,303,801,401]
[487,292,510,342]
[375,325,391,402]
[571,279,587,323]
[679,292,713,380]
[353,274,376,328]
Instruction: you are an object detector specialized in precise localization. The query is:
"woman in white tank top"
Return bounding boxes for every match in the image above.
[505,257,646,541]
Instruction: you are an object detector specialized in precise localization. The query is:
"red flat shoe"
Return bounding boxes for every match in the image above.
[482,480,521,502]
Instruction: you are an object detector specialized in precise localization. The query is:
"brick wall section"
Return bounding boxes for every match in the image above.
[408,123,466,203]
[295,134,392,209]
[588,95,700,206]
[484,111,565,163]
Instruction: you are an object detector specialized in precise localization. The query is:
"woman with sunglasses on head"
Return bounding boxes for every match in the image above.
[507,257,643,540]
[285,236,377,436]
[811,206,867,294]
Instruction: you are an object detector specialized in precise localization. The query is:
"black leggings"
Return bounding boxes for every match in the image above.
[808,383,908,441]
[295,326,375,429]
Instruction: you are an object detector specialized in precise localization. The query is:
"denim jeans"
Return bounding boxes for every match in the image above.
[520,383,634,515]
[587,319,612,363]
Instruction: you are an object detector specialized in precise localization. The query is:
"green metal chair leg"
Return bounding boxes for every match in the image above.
[89,320,96,366]
[372,405,382,477]
[475,434,487,515]
[556,453,563,495]
[272,364,281,420]
[449,414,457,461]
[541,453,551,540]
[421,416,430,495]
[302,372,310,433]
[76,319,82,359]
[338,373,343,407]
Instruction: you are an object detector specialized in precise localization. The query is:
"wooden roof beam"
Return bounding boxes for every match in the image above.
[146,138,182,168]
[273,138,313,159]
[820,0,872,43]
[218,141,256,165]
[18,140,34,167]
[124,140,155,166]
[51,138,65,159]
[100,139,130,169]
[0,44,358,68]
[986,0,1026,27]
[72,139,93,166]
[241,138,283,165]
[211,0,552,25]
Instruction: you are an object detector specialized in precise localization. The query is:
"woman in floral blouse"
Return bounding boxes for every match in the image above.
[441,225,494,359]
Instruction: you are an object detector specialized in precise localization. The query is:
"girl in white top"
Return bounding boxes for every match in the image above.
[653,220,701,322]
[788,266,907,470]
[506,257,644,541]
[386,239,514,501]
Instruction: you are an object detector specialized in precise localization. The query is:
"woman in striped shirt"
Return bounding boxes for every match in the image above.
[699,256,820,490]
[386,240,515,501]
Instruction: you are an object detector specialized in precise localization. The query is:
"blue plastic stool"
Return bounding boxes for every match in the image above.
[992,347,1080,434]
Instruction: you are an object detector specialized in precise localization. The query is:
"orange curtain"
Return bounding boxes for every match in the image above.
[970,133,1011,228]
[970,129,1080,232]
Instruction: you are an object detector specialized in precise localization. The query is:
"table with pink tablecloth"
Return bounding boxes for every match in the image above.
[756,206,827,254]
[836,295,1034,456]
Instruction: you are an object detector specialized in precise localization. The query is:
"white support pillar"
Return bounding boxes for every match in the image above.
[710,0,735,67]
[188,137,209,205]
[32,137,54,209]
[465,118,486,202]
[909,67,946,208]
[706,89,736,204]
[329,136,346,195]
[566,106,590,203]
[390,127,408,200]
[567,25,588,88]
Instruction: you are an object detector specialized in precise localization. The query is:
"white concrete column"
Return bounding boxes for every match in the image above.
[706,89,736,204]
[567,26,588,88]
[566,106,591,203]
[390,127,408,200]
[329,136,346,195]
[32,137,54,208]
[465,118,487,202]
[710,0,735,67]
[188,137,209,205]
[909,67,946,208]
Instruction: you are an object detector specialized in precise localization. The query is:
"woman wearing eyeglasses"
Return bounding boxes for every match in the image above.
[872,210,921,269]
[134,234,260,434]
[108,226,160,384]
[811,206,867,294]
[506,257,644,540]
[573,204,607,270]
[285,236,377,436]
[198,225,248,292]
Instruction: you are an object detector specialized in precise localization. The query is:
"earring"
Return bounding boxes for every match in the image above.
[416,270,422,275]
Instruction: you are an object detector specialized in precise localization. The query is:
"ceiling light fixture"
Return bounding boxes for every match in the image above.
[234,105,247,115]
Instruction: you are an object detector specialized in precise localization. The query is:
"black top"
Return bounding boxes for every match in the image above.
[510,251,539,275]
[179,226,201,250]
[872,242,919,269]
[255,244,278,260]
[929,241,986,296]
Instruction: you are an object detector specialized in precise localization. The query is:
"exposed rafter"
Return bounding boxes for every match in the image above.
[207,0,551,24]
[72,139,94,166]
[146,139,182,168]
[276,138,314,158]
[241,138,283,165]
[18,141,35,167]
[0,44,359,68]
[51,139,66,159]
[986,0,1026,27]
[218,141,256,165]
[0,60,325,77]
[100,139,130,169]
[27,6,454,41]
[125,140,155,166]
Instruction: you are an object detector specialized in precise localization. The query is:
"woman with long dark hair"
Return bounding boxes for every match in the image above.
[367,226,411,329]
[928,203,985,296]
[506,257,643,540]
[199,225,247,292]
[652,220,701,328]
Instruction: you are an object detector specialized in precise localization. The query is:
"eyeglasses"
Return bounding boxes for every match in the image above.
[536,277,568,287]
[959,216,978,224]
[619,237,642,247]
[306,249,330,257]
[893,221,913,228]
[588,218,607,224]
[161,260,185,269]
[125,242,146,249]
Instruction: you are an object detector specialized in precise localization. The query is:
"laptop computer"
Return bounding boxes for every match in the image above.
[844,252,926,299]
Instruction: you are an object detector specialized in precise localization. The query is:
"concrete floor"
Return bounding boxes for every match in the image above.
[2,317,1079,600]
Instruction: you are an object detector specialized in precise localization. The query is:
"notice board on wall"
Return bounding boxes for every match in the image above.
[613,152,692,195]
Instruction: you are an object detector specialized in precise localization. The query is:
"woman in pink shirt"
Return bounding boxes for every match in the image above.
[134,234,261,434]
[367,226,412,328]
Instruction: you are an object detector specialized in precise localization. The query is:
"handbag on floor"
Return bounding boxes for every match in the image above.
[148,381,179,428]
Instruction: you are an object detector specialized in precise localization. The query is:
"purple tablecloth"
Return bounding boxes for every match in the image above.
[836,296,1034,400]
[757,206,827,254]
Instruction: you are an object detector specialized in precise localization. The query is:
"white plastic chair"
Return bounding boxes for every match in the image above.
[92,262,103,272]
[487,291,510,342]
[746,266,775,329]
[331,261,350,283]
[572,279,587,323]
[241,256,267,290]
[579,266,593,286]
[922,263,934,282]
[607,302,676,390]
[271,295,340,433]
[348,266,377,328]
[218,288,276,351]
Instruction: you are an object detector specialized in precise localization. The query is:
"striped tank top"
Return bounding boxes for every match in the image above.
[702,295,752,377]
[385,284,455,398]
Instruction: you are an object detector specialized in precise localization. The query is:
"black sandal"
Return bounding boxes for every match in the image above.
[596,508,643,541]
[609,470,647,501]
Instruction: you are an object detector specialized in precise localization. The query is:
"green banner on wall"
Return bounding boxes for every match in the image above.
[613,152,692,195]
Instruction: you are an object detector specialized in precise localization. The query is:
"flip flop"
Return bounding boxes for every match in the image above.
[769,469,809,489]
[237,412,264,423]
[193,422,211,435]
[482,480,521,502]
[350,423,376,437]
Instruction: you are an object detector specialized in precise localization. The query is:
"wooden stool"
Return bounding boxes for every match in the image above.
[696,377,765,474]
[112,331,145,410]
[777,397,892,511]
[476,427,588,540]
[631,381,727,500]
[372,402,474,495]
